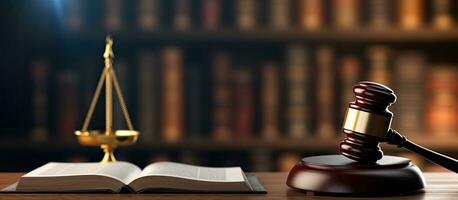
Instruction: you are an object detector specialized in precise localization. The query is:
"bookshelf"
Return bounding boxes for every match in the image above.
[1,0,458,173]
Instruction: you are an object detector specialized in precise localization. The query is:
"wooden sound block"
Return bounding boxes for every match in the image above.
[286,155,425,196]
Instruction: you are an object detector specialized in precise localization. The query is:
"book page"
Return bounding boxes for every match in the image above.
[23,162,142,184]
[138,162,245,182]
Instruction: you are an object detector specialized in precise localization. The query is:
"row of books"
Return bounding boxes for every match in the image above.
[65,0,458,31]
[29,45,458,144]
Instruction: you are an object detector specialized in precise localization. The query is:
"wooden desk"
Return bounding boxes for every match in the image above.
[0,172,457,199]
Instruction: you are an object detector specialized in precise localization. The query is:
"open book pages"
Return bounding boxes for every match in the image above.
[16,161,252,193]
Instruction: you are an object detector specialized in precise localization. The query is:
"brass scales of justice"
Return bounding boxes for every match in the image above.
[75,36,139,162]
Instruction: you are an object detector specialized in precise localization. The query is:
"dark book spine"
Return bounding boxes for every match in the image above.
[138,0,160,30]
[316,46,335,138]
[261,62,280,140]
[367,46,391,86]
[30,61,50,142]
[286,45,308,138]
[161,47,184,143]
[65,0,83,31]
[339,56,361,121]
[393,52,426,135]
[113,60,129,130]
[269,0,290,30]
[201,0,221,30]
[104,0,123,31]
[369,0,392,28]
[236,0,257,30]
[174,0,192,30]
[138,51,157,143]
[212,53,232,141]
[233,68,253,138]
[186,64,206,138]
[56,69,79,141]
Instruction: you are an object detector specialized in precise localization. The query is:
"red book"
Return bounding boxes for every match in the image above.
[233,68,253,138]
[202,0,221,29]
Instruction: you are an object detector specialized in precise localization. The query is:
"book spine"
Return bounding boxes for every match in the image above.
[316,46,335,138]
[286,45,308,138]
[298,0,323,30]
[104,0,123,31]
[398,0,424,29]
[161,47,184,143]
[339,56,361,121]
[212,53,232,141]
[30,61,50,142]
[56,69,79,142]
[138,51,157,143]
[138,0,160,30]
[174,0,192,30]
[113,60,130,130]
[201,0,221,30]
[236,0,257,30]
[269,0,290,30]
[393,52,426,135]
[369,0,391,28]
[233,68,253,138]
[261,62,280,140]
[65,0,83,31]
[333,0,359,29]
[186,64,206,138]
[367,46,391,86]
[432,0,454,29]
[425,66,458,136]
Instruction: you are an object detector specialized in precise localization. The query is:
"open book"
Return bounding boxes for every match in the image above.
[11,162,265,193]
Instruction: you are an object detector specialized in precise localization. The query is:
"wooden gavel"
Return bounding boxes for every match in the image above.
[340,81,458,173]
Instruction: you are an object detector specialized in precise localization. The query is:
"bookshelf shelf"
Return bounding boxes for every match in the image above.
[60,28,458,44]
[5,136,458,152]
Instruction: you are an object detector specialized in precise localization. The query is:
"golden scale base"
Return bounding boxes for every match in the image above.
[74,36,139,163]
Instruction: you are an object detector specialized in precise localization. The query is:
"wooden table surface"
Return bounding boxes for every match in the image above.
[0,172,457,199]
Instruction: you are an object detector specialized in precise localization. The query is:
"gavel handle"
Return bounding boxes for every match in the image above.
[388,129,458,174]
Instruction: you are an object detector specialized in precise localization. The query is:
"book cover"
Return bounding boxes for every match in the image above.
[212,53,233,141]
[298,0,323,30]
[316,46,335,138]
[161,47,184,143]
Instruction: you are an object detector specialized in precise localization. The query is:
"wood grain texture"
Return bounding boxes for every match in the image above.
[0,172,457,199]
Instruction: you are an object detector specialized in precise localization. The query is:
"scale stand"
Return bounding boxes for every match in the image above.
[75,36,139,162]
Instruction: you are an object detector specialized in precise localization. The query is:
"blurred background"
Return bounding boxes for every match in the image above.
[0,0,457,172]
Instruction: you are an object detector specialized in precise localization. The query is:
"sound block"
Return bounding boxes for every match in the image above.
[286,155,425,196]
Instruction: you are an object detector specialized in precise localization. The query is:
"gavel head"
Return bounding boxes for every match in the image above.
[340,81,397,163]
